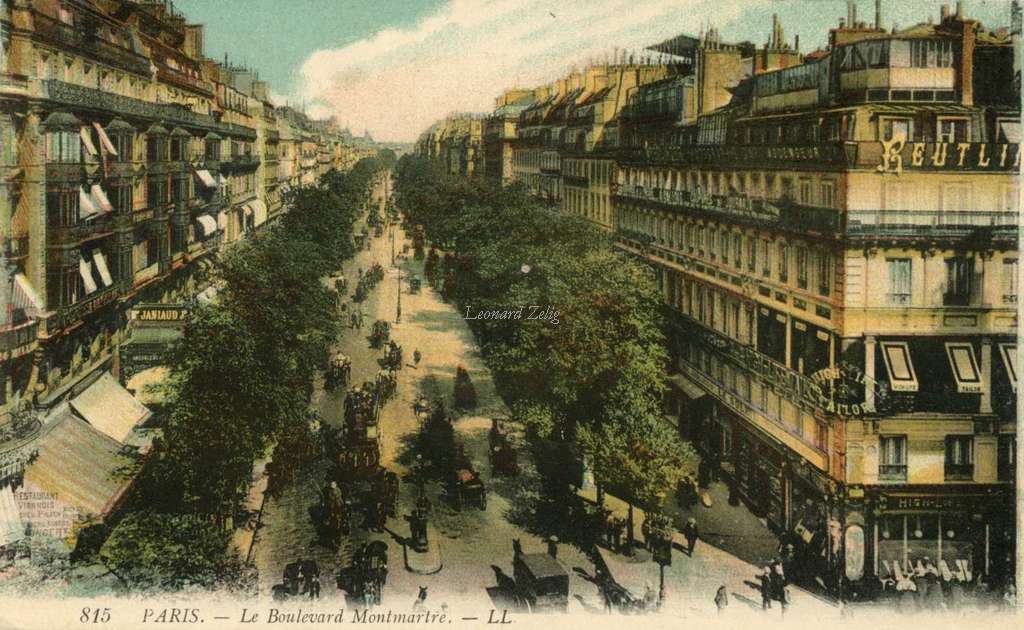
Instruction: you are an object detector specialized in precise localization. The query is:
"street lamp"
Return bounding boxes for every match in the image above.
[396,264,402,324]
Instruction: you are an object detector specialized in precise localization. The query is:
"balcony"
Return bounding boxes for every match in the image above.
[155,65,214,98]
[32,10,152,77]
[222,154,259,171]
[49,217,114,247]
[40,80,256,141]
[847,209,1018,243]
[944,464,974,481]
[46,162,86,183]
[54,284,119,329]
[0,319,39,358]
[614,184,841,236]
[878,464,908,482]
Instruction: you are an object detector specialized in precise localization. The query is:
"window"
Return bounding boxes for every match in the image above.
[817,251,831,296]
[945,342,982,393]
[820,181,835,209]
[880,341,919,392]
[998,436,1016,482]
[147,135,167,162]
[879,436,908,481]
[796,247,808,289]
[944,257,973,306]
[910,39,953,68]
[778,244,789,282]
[937,118,968,143]
[111,184,132,214]
[746,237,755,272]
[147,175,168,206]
[944,436,974,481]
[798,179,812,204]
[733,233,742,268]
[887,258,911,305]
[1001,258,1017,304]
[47,130,80,163]
[170,137,186,161]
[881,118,913,142]
[720,229,729,261]
[708,228,717,260]
[46,186,78,226]
[760,239,771,277]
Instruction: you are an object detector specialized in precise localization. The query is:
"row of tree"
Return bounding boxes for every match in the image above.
[97,153,394,592]
[393,155,695,543]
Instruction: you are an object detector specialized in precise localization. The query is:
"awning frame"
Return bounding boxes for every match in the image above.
[999,343,1017,393]
[880,341,918,392]
[944,342,982,394]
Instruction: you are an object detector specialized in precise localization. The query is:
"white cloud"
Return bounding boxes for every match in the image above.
[295,0,753,143]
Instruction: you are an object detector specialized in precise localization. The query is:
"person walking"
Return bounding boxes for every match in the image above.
[759,566,773,610]
[770,562,788,615]
[413,349,421,367]
[714,585,729,614]
[683,517,699,556]
[309,575,321,600]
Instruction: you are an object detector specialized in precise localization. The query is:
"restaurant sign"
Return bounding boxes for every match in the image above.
[876,139,1020,175]
[131,303,189,328]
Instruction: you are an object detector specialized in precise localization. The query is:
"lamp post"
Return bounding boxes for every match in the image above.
[396,265,402,324]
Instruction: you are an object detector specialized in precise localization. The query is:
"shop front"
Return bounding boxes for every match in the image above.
[855,487,1015,592]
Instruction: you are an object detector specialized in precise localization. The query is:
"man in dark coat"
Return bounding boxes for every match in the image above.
[759,566,773,610]
[683,518,699,556]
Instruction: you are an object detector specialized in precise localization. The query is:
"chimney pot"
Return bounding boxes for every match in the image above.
[955,0,963,18]
[875,0,883,29]
[942,4,950,19]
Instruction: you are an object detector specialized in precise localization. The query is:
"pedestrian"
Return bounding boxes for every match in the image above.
[770,562,787,613]
[413,349,421,367]
[683,517,699,556]
[300,557,319,595]
[309,575,321,600]
[759,566,773,610]
[547,535,559,559]
[698,459,711,489]
[1003,583,1017,611]
[714,585,729,613]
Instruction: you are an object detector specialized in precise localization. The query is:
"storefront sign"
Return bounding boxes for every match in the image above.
[809,363,888,418]
[876,139,1020,175]
[131,304,189,327]
[845,524,865,581]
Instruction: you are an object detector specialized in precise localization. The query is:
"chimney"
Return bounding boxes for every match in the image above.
[847,1,855,27]
[795,34,800,51]
[955,0,963,18]
[839,18,846,28]
[875,0,883,29]
[942,4,950,20]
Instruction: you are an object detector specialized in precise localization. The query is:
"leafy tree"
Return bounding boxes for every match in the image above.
[99,511,243,592]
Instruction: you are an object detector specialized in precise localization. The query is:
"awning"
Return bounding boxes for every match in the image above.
[90,184,113,213]
[79,258,98,295]
[69,372,151,444]
[999,343,1017,393]
[79,186,99,221]
[945,342,982,394]
[195,169,217,189]
[880,341,918,392]
[22,410,133,522]
[79,127,98,157]
[13,274,44,315]
[667,373,707,400]
[91,249,113,287]
[0,486,24,548]
[196,214,217,237]
[999,120,1021,143]
[93,122,118,156]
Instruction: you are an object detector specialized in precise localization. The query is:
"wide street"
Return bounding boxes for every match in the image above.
[246,176,839,621]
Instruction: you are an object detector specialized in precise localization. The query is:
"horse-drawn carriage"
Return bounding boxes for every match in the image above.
[335,276,348,296]
[512,546,569,613]
[446,444,486,511]
[338,540,388,606]
[408,275,421,294]
[488,418,519,477]
[375,368,397,403]
[326,354,352,391]
[370,320,390,348]
[382,341,402,371]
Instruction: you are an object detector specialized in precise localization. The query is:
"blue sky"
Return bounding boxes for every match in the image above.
[173,0,1016,142]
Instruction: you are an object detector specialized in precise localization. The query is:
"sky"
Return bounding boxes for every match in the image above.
[175,0,1016,143]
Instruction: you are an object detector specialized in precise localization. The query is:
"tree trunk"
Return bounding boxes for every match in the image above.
[625,503,635,556]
